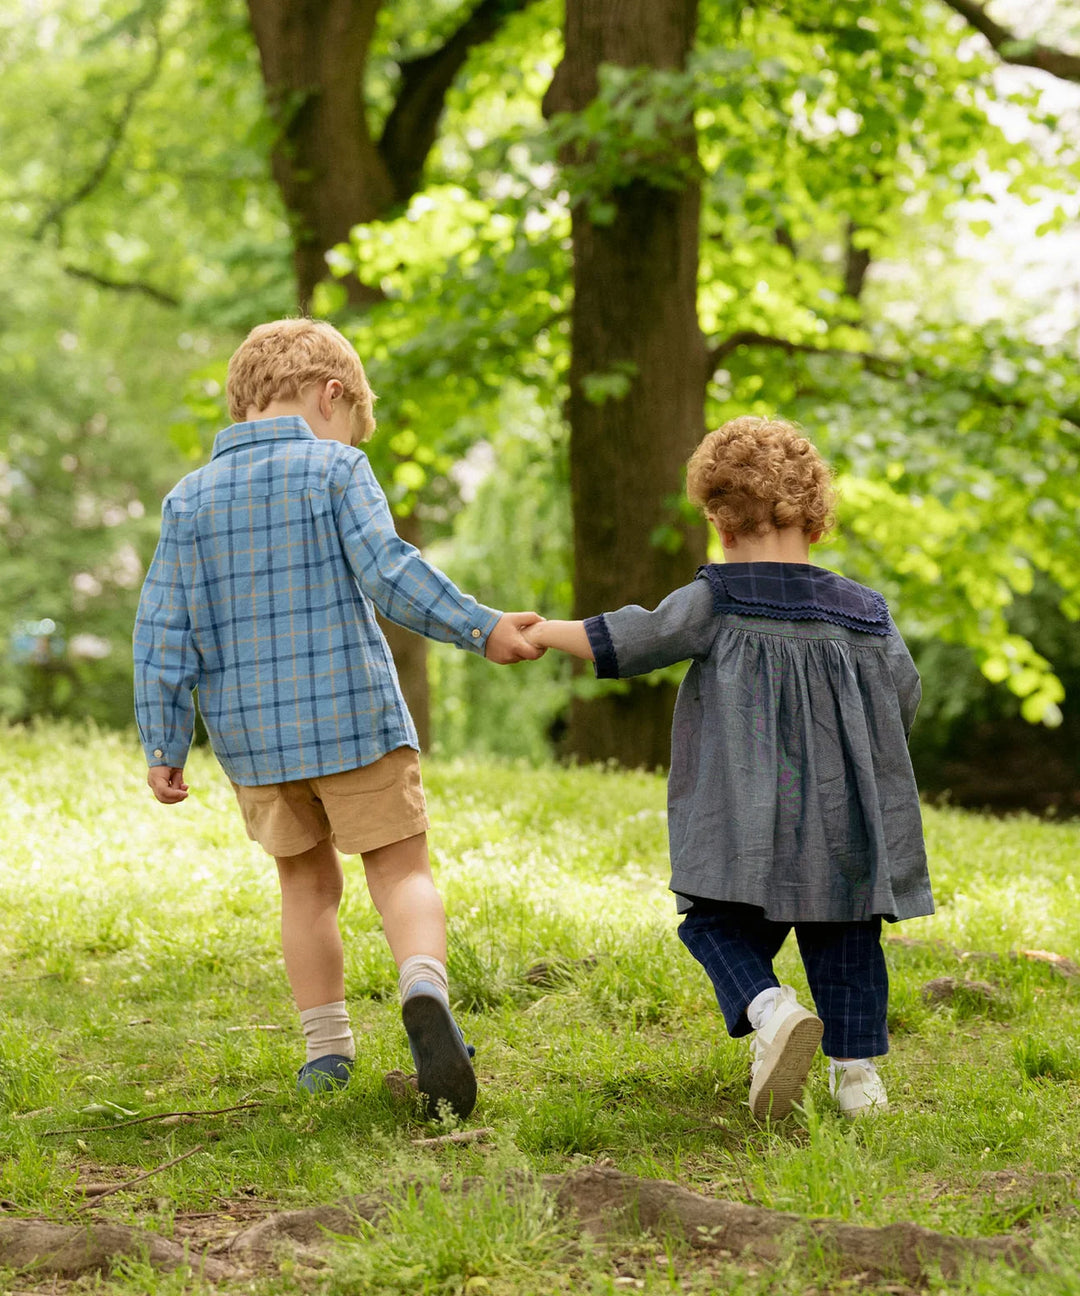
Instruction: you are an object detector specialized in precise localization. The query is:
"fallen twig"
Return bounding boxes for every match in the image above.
[75,1145,205,1211]
[44,1101,265,1137]
[410,1127,494,1147]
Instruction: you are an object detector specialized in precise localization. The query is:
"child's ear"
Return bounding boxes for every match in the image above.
[809,529,823,544]
[318,379,344,420]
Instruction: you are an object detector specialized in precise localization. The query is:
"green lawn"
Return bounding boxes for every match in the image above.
[1,722,1078,1294]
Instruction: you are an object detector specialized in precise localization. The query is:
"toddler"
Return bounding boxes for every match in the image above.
[524,416,932,1119]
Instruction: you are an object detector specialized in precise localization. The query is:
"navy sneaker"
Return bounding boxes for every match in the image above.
[296,1053,354,1094]
[401,983,477,1120]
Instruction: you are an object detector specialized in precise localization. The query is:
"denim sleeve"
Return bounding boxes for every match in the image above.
[587,579,719,679]
[886,627,922,738]
[335,453,500,654]
[132,508,201,767]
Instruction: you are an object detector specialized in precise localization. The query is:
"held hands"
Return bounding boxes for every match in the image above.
[485,611,547,664]
[147,765,189,804]
[521,619,594,661]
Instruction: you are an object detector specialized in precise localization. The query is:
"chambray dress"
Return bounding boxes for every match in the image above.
[584,563,933,924]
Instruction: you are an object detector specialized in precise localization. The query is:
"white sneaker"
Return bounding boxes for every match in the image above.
[748,986,823,1120]
[830,1063,889,1118]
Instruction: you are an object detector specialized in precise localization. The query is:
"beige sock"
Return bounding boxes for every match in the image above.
[398,954,449,1006]
[299,1000,356,1064]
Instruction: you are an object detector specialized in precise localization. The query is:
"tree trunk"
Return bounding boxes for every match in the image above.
[246,0,392,310]
[545,0,709,768]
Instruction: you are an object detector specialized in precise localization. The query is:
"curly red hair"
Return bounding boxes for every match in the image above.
[685,416,836,537]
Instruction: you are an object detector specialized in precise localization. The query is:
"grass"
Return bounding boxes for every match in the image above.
[0,720,1078,1294]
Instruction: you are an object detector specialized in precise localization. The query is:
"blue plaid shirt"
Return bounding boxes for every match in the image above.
[133,417,500,784]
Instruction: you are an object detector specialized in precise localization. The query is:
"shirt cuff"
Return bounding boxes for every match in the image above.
[143,741,185,767]
[462,605,502,656]
[585,615,618,678]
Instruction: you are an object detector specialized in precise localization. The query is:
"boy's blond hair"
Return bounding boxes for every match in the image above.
[686,416,836,537]
[226,318,376,444]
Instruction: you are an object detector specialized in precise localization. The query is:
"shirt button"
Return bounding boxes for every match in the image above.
[153,749,164,758]
[471,628,482,639]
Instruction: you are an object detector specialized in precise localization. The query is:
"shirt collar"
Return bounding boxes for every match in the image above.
[696,562,892,634]
[210,416,317,459]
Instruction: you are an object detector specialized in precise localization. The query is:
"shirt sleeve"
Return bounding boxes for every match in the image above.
[885,627,922,739]
[132,508,201,767]
[335,453,500,654]
[585,579,719,679]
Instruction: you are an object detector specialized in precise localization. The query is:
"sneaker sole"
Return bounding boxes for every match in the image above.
[402,993,477,1121]
[749,1012,824,1120]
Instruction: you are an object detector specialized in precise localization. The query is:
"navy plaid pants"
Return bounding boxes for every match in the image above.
[677,898,889,1058]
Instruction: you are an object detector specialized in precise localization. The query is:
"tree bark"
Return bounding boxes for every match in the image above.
[247,0,392,309]
[545,0,709,768]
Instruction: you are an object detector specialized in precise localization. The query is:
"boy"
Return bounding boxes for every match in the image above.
[134,318,543,1119]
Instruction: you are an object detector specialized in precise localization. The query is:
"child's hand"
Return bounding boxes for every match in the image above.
[519,619,594,661]
[521,622,548,650]
[147,765,190,804]
[485,612,547,664]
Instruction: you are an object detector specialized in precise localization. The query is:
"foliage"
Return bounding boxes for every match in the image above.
[1,724,1079,1294]
[0,0,291,724]
[1,0,1079,775]
[345,0,1080,739]
[425,391,574,761]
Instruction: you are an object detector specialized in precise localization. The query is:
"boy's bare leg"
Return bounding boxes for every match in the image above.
[360,831,446,965]
[274,838,346,1011]
[362,831,476,1119]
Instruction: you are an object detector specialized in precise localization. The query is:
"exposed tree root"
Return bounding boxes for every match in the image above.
[0,1166,1043,1283]
[221,1165,1041,1284]
[0,1219,230,1280]
[544,1165,1040,1283]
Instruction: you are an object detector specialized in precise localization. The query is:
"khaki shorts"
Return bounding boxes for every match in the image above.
[231,746,429,858]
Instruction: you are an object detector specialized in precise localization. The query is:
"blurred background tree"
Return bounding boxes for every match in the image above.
[2,0,1078,809]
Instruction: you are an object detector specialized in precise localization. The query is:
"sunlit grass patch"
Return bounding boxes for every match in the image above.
[322,1163,577,1296]
[1013,1034,1080,1083]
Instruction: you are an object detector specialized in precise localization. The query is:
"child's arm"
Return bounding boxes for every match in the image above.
[541,581,718,679]
[885,627,922,739]
[133,509,200,797]
[521,620,593,660]
[336,455,541,662]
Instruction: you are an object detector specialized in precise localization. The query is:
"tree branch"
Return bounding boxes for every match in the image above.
[33,28,165,240]
[378,0,540,201]
[74,1144,205,1211]
[938,0,1080,83]
[708,330,898,371]
[61,263,180,307]
[707,330,1080,429]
